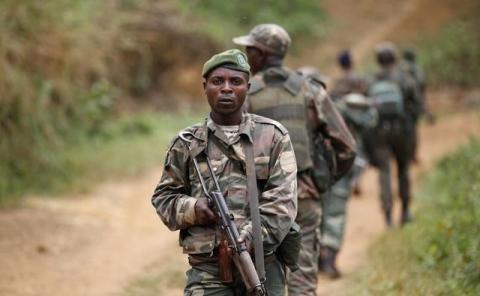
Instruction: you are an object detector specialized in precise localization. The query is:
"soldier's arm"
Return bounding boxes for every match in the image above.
[239,131,298,252]
[310,87,357,180]
[151,138,198,231]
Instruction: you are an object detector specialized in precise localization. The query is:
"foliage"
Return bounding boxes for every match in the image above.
[176,0,327,48]
[0,0,216,203]
[0,110,204,206]
[352,139,480,295]
[418,17,480,87]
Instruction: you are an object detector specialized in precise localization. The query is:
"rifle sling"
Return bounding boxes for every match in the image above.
[242,138,266,282]
[207,133,266,281]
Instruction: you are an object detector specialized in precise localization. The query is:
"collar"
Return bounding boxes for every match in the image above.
[189,113,254,158]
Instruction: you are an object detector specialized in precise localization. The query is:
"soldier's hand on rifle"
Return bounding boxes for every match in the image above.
[195,197,216,225]
[238,233,253,253]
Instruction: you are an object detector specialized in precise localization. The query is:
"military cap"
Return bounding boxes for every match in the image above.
[202,49,250,78]
[375,41,397,65]
[233,24,291,56]
[375,41,397,56]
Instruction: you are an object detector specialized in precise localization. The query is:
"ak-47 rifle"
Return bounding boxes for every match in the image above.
[179,131,267,296]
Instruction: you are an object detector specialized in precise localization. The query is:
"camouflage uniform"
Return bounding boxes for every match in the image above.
[152,113,297,295]
[234,24,356,296]
[320,94,377,251]
[402,52,427,161]
[363,46,421,225]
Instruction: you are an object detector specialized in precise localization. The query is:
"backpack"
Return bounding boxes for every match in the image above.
[368,80,404,118]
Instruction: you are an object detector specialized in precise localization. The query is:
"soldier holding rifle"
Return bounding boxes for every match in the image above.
[152,49,297,295]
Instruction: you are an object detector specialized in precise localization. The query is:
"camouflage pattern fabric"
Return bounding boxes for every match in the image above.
[153,112,297,253]
[320,91,378,251]
[320,170,352,250]
[184,258,286,296]
[245,65,355,295]
[286,198,322,296]
[152,112,297,293]
[329,71,369,100]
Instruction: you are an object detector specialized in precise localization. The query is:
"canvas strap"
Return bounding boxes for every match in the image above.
[242,138,266,282]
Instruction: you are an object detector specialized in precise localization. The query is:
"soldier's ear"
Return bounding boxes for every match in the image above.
[202,78,207,91]
[247,81,251,91]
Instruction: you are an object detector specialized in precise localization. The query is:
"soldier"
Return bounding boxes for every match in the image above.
[300,52,377,279]
[329,50,369,100]
[151,49,297,295]
[401,48,432,163]
[364,42,421,227]
[233,24,356,295]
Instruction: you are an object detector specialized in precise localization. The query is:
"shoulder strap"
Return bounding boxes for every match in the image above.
[283,71,305,96]
[242,138,266,283]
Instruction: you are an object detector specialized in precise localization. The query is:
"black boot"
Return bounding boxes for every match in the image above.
[318,246,341,279]
[401,206,413,225]
[384,208,393,229]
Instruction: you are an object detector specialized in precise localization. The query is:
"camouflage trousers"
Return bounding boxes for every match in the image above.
[319,170,353,251]
[184,256,286,295]
[287,198,322,296]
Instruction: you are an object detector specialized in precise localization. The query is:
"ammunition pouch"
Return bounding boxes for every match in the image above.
[275,222,302,272]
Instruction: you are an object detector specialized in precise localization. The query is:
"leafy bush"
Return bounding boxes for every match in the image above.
[354,139,480,295]
[0,0,216,202]
[419,17,480,87]
[176,0,327,48]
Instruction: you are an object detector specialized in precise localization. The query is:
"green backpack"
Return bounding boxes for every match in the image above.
[368,80,404,118]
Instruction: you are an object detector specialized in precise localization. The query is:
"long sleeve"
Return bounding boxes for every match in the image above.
[151,138,198,231]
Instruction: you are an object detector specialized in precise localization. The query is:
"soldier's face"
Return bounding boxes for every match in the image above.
[246,46,265,74]
[203,67,250,119]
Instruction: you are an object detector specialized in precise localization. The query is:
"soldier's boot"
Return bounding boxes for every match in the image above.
[401,202,413,225]
[384,208,393,229]
[318,246,341,279]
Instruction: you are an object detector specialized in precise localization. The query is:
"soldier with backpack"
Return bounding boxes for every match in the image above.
[233,24,356,295]
[364,42,421,227]
[299,51,377,279]
[402,48,434,163]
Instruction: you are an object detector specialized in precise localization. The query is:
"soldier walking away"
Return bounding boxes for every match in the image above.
[151,49,298,295]
[234,24,356,295]
[401,48,434,164]
[364,42,421,227]
[299,51,377,279]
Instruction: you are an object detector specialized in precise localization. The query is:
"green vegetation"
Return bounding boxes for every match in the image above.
[0,110,204,206]
[418,16,480,87]
[176,0,327,49]
[353,139,480,295]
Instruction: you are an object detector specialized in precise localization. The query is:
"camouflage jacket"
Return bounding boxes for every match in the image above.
[247,66,357,196]
[152,113,297,255]
[330,70,369,100]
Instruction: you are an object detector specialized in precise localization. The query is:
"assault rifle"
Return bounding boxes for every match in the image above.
[179,131,267,296]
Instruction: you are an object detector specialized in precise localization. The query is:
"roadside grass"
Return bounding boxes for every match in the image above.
[418,15,480,88]
[124,255,188,296]
[350,139,480,295]
[0,110,205,206]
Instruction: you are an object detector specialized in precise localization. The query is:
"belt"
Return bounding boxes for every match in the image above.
[188,252,277,267]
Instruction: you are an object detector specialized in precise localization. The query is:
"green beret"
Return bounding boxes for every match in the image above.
[202,49,250,78]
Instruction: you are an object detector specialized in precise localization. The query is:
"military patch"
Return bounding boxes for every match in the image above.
[280,151,297,173]
[237,53,248,68]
